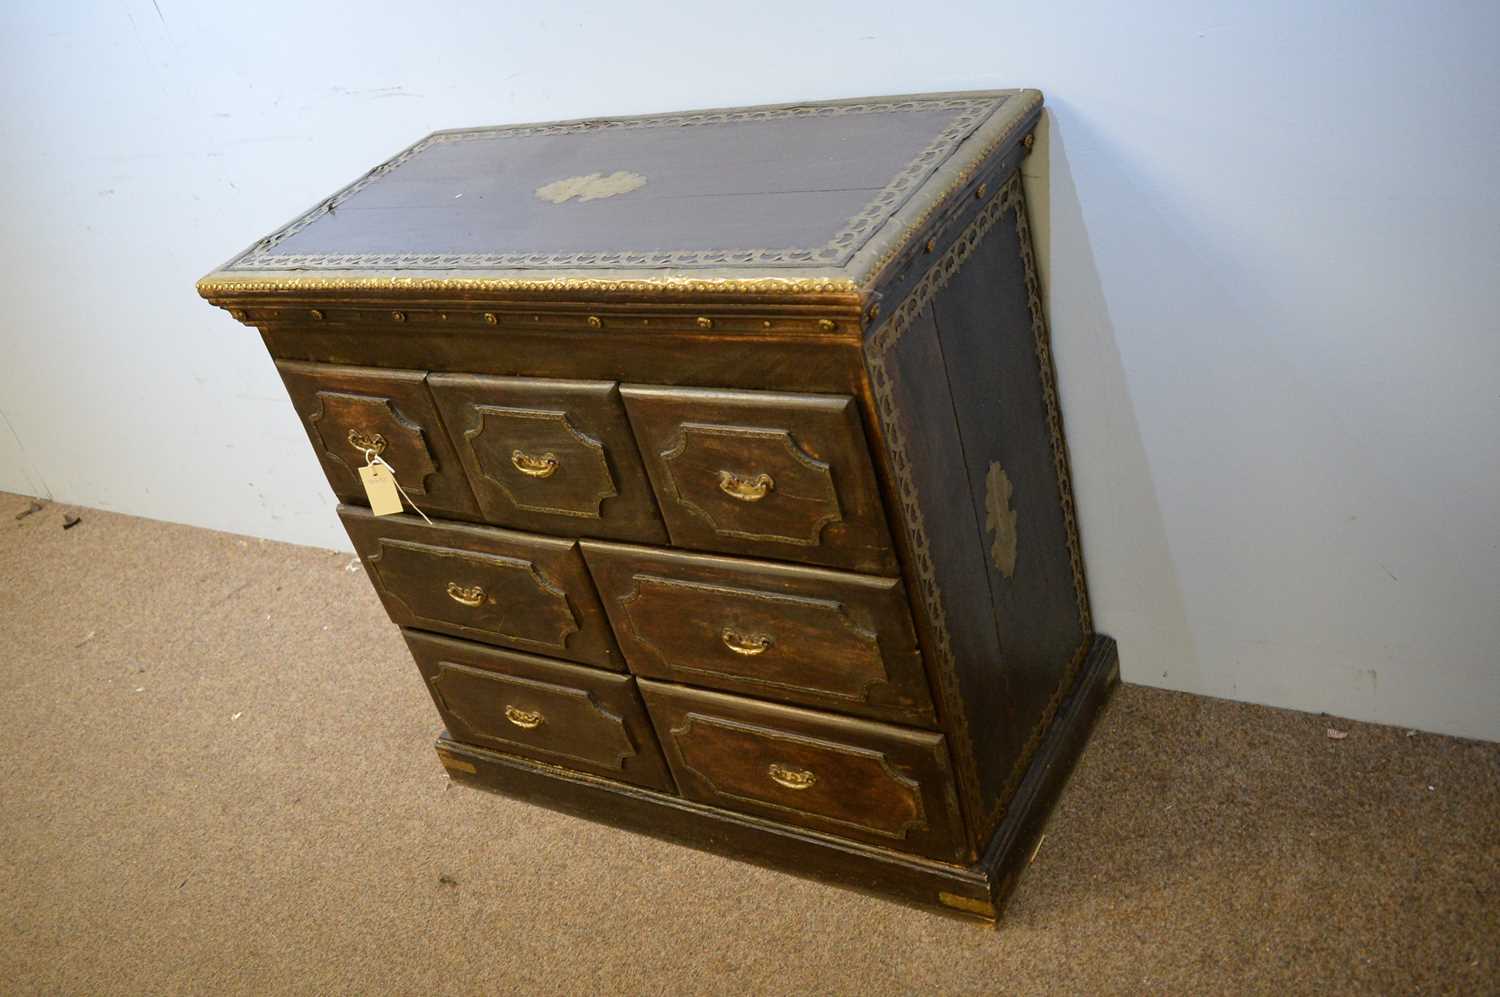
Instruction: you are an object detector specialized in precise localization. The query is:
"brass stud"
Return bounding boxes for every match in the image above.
[391,310,406,323]
[484,312,498,325]
[762,320,773,329]
[1023,132,1035,151]
[975,182,989,200]
[587,315,602,329]
[925,238,937,253]
[817,319,836,332]
[696,316,714,330]
[308,308,324,320]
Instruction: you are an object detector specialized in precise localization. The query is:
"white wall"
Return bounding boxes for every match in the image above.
[2,1,1496,740]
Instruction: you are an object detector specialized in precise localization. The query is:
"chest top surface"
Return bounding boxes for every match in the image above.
[200,90,1040,304]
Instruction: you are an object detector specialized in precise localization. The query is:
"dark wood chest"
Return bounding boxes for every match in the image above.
[199,90,1118,920]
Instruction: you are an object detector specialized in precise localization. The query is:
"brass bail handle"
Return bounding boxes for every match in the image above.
[721,627,772,656]
[504,705,543,729]
[767,763,817,790]
[446,582,485,607]
[718,470,773,502]
[348,428,387,455]
[511,449,560,478]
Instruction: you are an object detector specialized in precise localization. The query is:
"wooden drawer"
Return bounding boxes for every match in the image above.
[427,374,668,544]
[405,631,674,791]
[639,681,967,862]
[619,386,898,574]
[582,541,936,727]
[340,506,620,669]
[275,361,480,520]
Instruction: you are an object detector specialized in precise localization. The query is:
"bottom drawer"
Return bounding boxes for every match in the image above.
[404,630,674,793]
[639,681,968,862]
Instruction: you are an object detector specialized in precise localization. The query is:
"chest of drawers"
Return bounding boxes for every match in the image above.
[199,89,1118,920]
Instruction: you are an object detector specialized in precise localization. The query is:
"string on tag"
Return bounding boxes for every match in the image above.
[364,448,433,525]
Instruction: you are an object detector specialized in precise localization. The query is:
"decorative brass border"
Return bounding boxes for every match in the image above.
[223,95,1007,272]
[847,92,1041,290]
[1015,176,1092,637]
[864,171,1093,844]
[196,273,861,302]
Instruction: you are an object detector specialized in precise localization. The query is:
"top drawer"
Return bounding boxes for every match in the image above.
[620,386,897,575]
[276,361,481,521]
[426,374,667,545]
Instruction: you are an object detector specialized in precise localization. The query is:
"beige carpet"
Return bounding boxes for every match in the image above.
[0,491,1495,995]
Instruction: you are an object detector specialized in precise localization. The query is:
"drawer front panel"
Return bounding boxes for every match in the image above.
[405,631,673,791]
[340,507,620,669]
[639,682,966,862]
[428,374,668,543]
[620,386,897,574]
[582,542,936,726]
[276,361,480,520]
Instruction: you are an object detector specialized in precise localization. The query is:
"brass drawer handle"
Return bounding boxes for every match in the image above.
[446,582,485,607]
[347,428,387,455]
[768,763,817,791]
[718,470,773,502]
[721,627,772,656]
[511,449,560,478]
[504,705,544,729]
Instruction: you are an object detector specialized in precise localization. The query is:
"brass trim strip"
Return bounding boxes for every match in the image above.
[847,91,1042,290]
[197,274,861,303]
[436,753,478,775]
[1015,174,1093,636]
[937,890,997,919]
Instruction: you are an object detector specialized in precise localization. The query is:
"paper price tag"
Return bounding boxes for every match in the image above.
[359,463,404,516]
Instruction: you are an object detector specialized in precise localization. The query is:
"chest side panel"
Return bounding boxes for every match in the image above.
[862,172,1092,848]
[927,181,1092,767]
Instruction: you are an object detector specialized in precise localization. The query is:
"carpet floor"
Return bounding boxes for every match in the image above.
[0,491,1495,995]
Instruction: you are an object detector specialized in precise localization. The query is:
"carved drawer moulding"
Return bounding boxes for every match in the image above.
[464,405,619,519]
[659,424,844,547]
[368,539,581,649]
[429,661,638,771]
[669,714,929,842]
[618,573,890,700]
